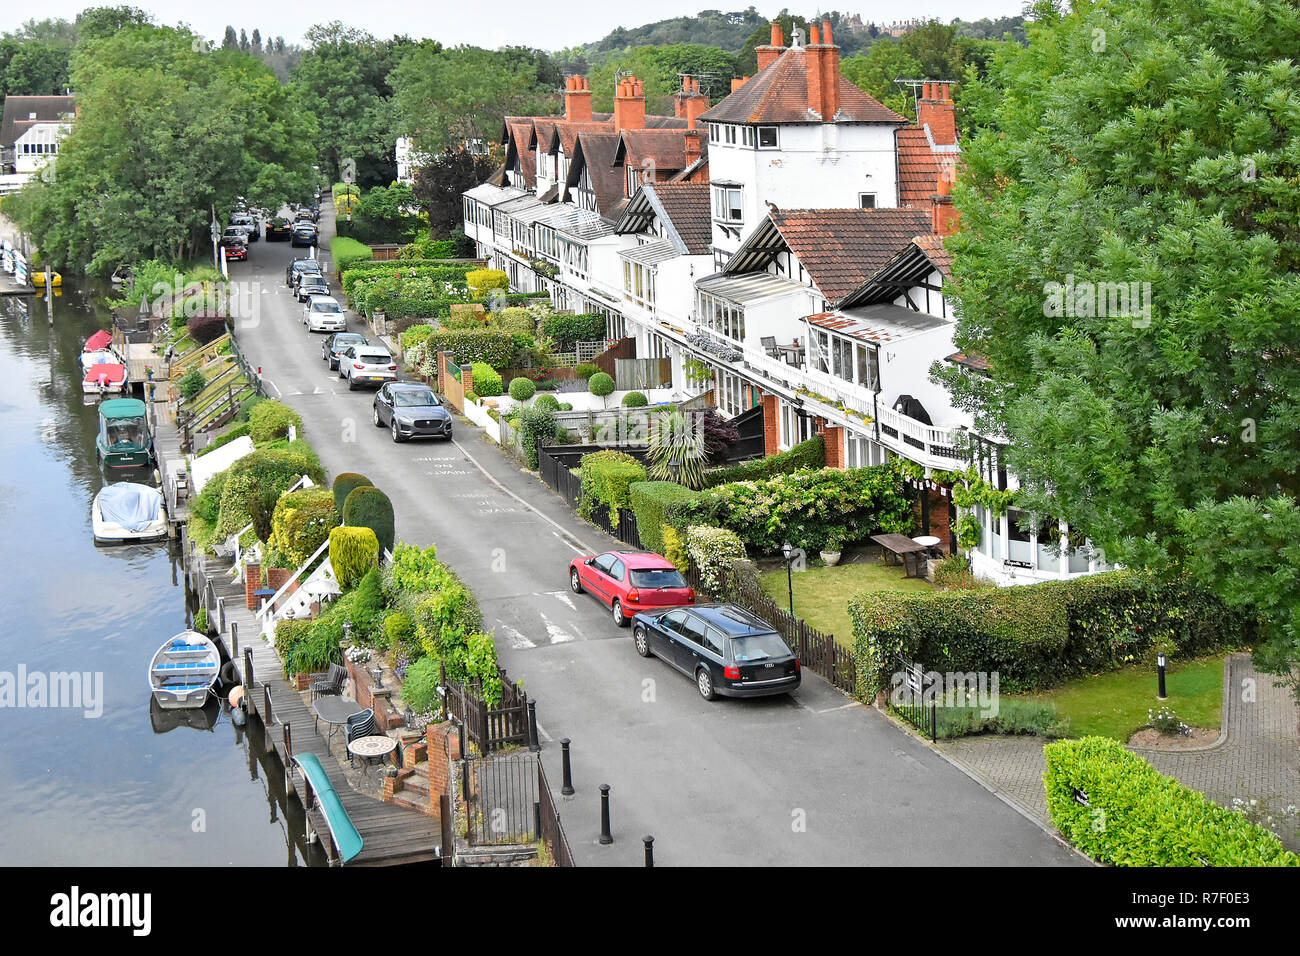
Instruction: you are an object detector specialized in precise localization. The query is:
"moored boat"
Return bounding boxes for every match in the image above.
[148,632,220,710]
[83,362,128,394]
[96,397,153,468]
[92,482,167,544]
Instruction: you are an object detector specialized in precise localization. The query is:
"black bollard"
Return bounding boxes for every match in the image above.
[643,835,654,867]
[560,738,574,795]
[1157,652,1168,700]
[599,784,613,845]
[527,700,540,752]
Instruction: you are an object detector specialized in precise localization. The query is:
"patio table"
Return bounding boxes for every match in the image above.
[870,533,929,578]
[313,696,363,743]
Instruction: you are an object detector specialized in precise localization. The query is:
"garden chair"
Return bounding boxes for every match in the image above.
[310,662,348,701]
[760,336,779,358]
[345,709,376,765]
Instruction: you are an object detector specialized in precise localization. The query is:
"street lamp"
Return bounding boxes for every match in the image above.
[781,541,795,616]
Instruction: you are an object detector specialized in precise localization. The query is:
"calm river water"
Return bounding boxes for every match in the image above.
[0,281,321,865]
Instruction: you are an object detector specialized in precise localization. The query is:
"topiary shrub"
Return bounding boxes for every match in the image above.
[574,363,598,380]
[228,447,326,489]
[508,377,536,402]
[178,367,206,400]
[578,450,646,526]
[518,404,557,469]
[1044,737,1298,866]
[187,313,228,345]
[533,393,560,412]
[621,390,648,407]
[332,473,373,517]
[470,362,503,397]
[269,488,339,567]
[343,486,396,557]
[588,371,614,407]
[329,526,379,589]
[249,400,304,444]
[466,268,508,298]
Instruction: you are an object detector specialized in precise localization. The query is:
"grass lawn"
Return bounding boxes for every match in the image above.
[1015,656,1224,741]
[759,559,932,646]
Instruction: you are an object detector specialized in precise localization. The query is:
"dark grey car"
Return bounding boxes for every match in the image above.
[372,382,453,443]
[322,331,368,370]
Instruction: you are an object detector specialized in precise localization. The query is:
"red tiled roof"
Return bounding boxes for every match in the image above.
[701,47,903,125]
[645,182,711,255]
[914,234,953,276]
[507,121,536,189]
[568,131,624,215]
[616,129,691,176]
[896,126,942,208]
[768,208,932,302]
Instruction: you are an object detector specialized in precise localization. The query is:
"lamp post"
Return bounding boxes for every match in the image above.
[1157,652,1167,700]
[781,541,795,616]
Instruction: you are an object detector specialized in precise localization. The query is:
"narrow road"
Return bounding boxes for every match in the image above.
[231,210,1083,866]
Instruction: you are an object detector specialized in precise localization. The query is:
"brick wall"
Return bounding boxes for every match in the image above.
[822,425,845,469]
[344,658,406,733]
[928,490,953,554]
[244,561,260,610]
[425,722,461,800]
[760,393,779,456]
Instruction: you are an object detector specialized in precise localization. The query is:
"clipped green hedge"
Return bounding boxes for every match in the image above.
[541,313,606,350]
[330,526,379,589]
[343,486,395,557]
[850,571,1250,698]
[1045,737,1298,866]
[471,362,503,396]
[332,472,373,517]
[489,307,536,334]
[518,404,557,469]
[228,447,326,490]
[405,328,517,368]
[248,400,303,444]
[704,435,824,486]
[269,488,339,567]
[629,481,702,556]
[579,450,646,526]
[393,293,548,334]
[330,235,373,276]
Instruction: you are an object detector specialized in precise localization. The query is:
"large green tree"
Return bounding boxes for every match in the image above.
[840,39,922,118]
[10,23,315,273]
[936,0,1300,690]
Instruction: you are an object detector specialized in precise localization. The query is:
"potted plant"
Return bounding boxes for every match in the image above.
[820,533,844,567]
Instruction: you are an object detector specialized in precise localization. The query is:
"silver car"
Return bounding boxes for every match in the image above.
[338,345,396,390]
[305,295,346,332]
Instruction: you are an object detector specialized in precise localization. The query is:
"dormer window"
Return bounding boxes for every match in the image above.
[711,184,743,224]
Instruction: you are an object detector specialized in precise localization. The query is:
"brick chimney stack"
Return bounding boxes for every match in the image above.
[614,76,646,132]
[805,19,841,121]
[756,23,787,72]
[564,75,592,123]
[931,166,959,237]
[674,76,709,129]
[731,75,750,92]
[918,81,956,146]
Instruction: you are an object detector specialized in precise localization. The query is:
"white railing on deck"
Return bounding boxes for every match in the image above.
[255,536,338,637]
[874,404,968,469]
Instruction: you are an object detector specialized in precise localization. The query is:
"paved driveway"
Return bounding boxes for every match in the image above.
[231,217,1083,867]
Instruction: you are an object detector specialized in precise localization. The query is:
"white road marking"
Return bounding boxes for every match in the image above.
[548,590,577,611]
[499,624,536,649]
[539,612,575,644]
[812,701,865,715]
[533,720,552,743]
[263,378,281,398]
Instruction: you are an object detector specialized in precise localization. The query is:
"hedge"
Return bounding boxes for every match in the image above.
[673,462,911,555]
[228,446,326,490]
[330,235,373,275]
[330,526,379,589]
[342,262,476,297]
[269,488,339,567]
[248,400,303,444]
[518,404,558,469]
[850,571,1250,698]
[404,328,517,368]
[394,293,548,335]
[489,307,536,334]
[541,313,606,350]
[343,486,395,557]
[579,450,646,525]
[397,237,457,259]
[1044,737,1297,866]
[332,472,373,517]
[703,436,824,486]
[187,313,228,345]
[385,543,483,663]
[629,481,701,556]
[685,526,746,593]
[471,362,503,396]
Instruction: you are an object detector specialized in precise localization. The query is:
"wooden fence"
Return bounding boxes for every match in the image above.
[439,662,531,753]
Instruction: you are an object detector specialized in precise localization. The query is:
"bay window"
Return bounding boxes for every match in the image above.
[712,184,743,223]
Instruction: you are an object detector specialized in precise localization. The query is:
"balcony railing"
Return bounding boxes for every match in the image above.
[874,404,968,469]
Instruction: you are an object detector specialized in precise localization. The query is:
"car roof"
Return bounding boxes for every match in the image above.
[308,295,340,307]
[604,550,678,570]
[391,382,433,391]
[685,603,778,636]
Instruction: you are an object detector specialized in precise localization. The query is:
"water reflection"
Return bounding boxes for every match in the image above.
[0,281,322,866]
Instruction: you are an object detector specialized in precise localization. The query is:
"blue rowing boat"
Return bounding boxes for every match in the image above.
[148,631,220,710]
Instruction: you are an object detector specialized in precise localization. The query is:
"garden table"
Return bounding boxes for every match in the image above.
[313,696,363,744]
[348,735,397,776]
[870,533,929,578]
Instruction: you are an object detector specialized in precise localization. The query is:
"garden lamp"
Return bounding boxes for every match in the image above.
[781,541,795,615]
[1157,652,1167,700]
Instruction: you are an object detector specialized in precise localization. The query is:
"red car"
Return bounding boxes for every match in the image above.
[569,550,694,627]
[220,237,247,261]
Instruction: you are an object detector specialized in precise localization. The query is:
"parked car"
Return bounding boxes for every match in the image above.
[373,382,453,442]
[295,207,315,223]
[265,217,292,241]
[569,550,694,627]
[305,295,346,333]
[337,345,397,390]
[230,212,259,241]
[286,257,322,287]
[291,222,318,247]
[296,273,330,302]
[322,331,368,370]
[630,603,801,700]
[218,235,247,261]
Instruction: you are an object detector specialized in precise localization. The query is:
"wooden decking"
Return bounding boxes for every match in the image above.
[189,549,441,866]
[148,392,191,527]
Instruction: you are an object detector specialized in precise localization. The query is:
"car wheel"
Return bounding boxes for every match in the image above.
[696,667,715,701]
[391,419,403,442]
[348,375,358,391]
[612,599,627,628]
[372,406,383,428]
[569,568,583,593]
[633,626,652,658]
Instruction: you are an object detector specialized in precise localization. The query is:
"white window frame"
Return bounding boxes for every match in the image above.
[859,192,877,209]
[757,125,778,149]
[712,184,743,224]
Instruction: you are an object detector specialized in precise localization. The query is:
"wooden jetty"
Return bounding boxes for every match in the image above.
[145,386,191,532]
[184,538,441,866]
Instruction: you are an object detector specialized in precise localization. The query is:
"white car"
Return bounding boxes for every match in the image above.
[337,345,397,390]
[305,295,346,333]
[229,213,258,242]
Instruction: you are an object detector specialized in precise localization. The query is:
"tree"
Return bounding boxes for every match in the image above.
[73,6,154,43]
[411,147,499,235]
[840,39,922,118]
[3,41,68,94]
[935,0,1300,695]
[251,29,262,55]
[222,26,238,50]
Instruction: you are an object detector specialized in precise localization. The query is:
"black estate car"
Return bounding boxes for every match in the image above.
[286,257,322,287]
[630,603,801,700]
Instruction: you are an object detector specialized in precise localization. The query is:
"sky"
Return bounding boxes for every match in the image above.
[3,1,1028,51]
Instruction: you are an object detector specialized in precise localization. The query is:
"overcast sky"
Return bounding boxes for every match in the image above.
[4,1,1027,51]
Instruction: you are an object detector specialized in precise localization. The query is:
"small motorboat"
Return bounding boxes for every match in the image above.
[32,269,62,288]
[149,632,220,710]
[110,264,133,287]
[83,362,128,395]
[96,398,154,468]
[92,482,167,544]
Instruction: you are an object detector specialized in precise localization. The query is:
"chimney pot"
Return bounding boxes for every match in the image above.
[940,82,950,100]
[809,23,820,45]
[823,19,833,45]
[771,23,783,46]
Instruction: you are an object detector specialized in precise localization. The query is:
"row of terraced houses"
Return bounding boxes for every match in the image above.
[459,21,1112,586]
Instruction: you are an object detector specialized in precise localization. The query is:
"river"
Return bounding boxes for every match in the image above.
[0,280,322,866]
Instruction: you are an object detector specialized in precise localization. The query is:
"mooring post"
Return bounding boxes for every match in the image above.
[643,835,654,867]
[264,684,274,728]
[527,700,540,752]
[231,621,238,658]
[599,784,613,845]
[561,738,574,795]
[283,723,292,761]
[243,647,254,689]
